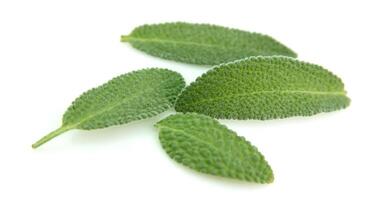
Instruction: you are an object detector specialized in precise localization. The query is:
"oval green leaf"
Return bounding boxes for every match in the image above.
[121,22,297,65]
[175,56,350,120]
[156,113,274,183]
[32,68,185,148]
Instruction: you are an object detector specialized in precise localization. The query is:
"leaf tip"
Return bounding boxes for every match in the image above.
[267,172,275,183]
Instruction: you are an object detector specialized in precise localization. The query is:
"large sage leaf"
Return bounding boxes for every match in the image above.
[175,56,350,119]
[121,22,297,65]
[156,113,274,183]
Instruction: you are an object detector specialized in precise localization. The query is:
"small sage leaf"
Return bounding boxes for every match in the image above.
[121,22,297,65]
[32,68,185,148]
[175,56,350,120]
[156,113,274,183]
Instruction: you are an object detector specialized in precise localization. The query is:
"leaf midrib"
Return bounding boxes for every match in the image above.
[180,90,347,107]
[68,85,163,128]
[124,36,260,53]
[159,125,221,152]
[158,125,244,168]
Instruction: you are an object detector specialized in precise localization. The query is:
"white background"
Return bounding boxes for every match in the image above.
[0,0,380,199]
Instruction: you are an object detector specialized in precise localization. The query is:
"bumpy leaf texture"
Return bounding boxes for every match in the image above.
[121,22,297,65]
[175,56,350,120]
[156,113,273,183]
[32,68,185,148]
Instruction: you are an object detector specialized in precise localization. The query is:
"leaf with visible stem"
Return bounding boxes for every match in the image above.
[32,68,185,148]
[121,22,297,65]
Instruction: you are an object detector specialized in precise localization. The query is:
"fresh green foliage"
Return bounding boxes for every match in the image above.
[121,22,297,65]
[32,68,185,148]
[156,113,273,183]
[175,56,350,120]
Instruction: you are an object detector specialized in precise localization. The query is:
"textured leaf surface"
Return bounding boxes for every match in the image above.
[32,68,185,148]
[156,113,273,183]
[121,22,297,65]
[175,56,350,120]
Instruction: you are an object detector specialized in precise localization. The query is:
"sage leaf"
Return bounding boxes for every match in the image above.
[121,22,297,65]
[175,56,350,120]
[156,113,273,183]
[32,68,185,149]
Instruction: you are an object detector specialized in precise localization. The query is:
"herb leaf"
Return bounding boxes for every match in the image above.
[175,56,350,120]
[32,68,185,148]
[121,22,297,65]
[156,113,274,183]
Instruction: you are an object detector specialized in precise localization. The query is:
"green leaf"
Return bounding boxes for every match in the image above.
[121,22,297,65]
[155,113,273,183]
[175,56,350,120]
[32,68,185,149]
